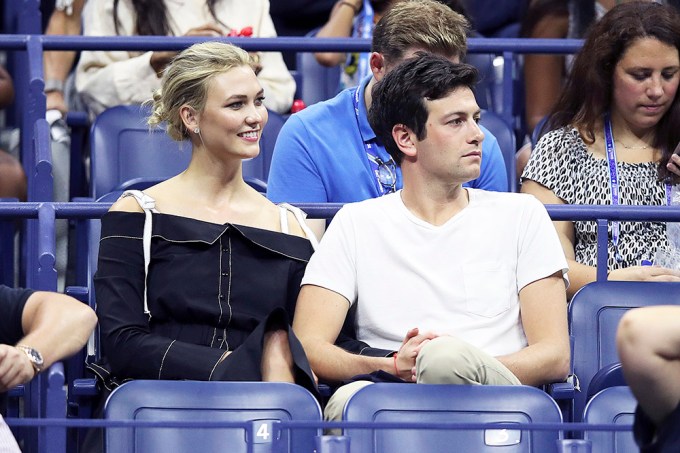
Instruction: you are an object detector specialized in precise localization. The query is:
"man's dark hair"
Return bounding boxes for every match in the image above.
[368,53,478,165]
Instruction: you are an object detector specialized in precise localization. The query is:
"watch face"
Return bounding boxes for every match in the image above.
[18,346,44,369]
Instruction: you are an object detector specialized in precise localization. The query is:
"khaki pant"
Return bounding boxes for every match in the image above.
[324,336,521,426]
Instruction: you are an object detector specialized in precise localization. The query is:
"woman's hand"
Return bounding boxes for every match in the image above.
[666,153,680,178]
[608,266,680,282]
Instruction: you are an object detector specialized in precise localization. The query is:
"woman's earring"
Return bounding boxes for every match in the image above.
[194,127,200,134]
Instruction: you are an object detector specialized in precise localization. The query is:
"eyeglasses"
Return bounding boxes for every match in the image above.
[375,156,397,194]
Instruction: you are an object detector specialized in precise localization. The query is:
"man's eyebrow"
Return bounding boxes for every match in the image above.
[442,109,482,119]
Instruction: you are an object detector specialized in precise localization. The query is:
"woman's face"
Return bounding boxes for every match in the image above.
[195,65,268,160]
[611,37,680,134]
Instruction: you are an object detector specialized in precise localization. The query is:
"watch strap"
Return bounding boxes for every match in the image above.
[44,79,65,93]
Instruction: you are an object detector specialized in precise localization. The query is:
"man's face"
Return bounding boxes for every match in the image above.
[410,87,484,185]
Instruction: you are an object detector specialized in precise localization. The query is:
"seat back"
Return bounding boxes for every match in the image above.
[90,105,283,198]
[583,386,636,453]
[480,109,517,192]
[250,109,287,183]
[466,50,498,113]
[587,362,626,401]
[295,30,342,106]
[89,104,191,199]
[569,281,680,421]
[344,383,563,452]
[104,380,322,453]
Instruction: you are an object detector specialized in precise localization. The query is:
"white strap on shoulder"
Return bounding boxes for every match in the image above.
[120,190,158,318]
[279,205,289,235]
[278,203,319,250]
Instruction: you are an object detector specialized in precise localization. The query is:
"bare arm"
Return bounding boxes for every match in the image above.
[523,12,568,133]
[496,272,570,386]
[522,180,680,297]
[0,291,96,391]
[292,285,394,382]
[313,0,361,67]
[618,306,680,425]
[0,65,14,108]
[43,0,85,113]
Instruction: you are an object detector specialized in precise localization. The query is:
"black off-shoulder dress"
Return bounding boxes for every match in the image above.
[91,208,317,395]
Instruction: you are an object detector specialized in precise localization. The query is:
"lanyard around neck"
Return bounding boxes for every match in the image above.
[353,85,397,195]
[603,115,671,263]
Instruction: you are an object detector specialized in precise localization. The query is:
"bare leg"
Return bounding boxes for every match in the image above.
[261,329,295,383]
[617,306,680,425]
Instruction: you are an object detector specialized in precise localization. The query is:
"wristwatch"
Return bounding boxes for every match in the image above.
[44,79,65,94]
[16,345,44,376]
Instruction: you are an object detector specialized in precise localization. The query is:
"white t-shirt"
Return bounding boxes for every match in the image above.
[302,189,568,357]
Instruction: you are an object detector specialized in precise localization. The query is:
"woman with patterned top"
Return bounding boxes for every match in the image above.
[521,1,680,299]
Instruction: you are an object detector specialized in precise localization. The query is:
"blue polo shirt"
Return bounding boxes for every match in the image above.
[267,76,508,203]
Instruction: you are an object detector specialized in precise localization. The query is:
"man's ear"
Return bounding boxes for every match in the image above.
[369,52,387,81]
[179,105,199,132]
[392,124,417,158]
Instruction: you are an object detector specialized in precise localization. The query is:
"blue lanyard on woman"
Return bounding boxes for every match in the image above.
[604,114,671,263]
[353,85,397,195]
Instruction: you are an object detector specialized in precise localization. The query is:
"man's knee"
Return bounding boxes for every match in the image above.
[416,336,479,384]
[416,336,520,385]
[324,381,373,423]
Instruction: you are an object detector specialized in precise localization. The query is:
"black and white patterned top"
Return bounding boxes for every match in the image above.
[522,127,668,270]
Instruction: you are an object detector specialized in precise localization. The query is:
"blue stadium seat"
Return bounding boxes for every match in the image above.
[104,380,322,453]
[480,109,517,192]
[295,29,342,106]
[66,191,121,440]
[587,362,626,402]
[583,386,637,453]
[88,105,191,199]
[89,104,282,199]
[569,281,680,422]
[530,115,550,147]
[343,383,563,452]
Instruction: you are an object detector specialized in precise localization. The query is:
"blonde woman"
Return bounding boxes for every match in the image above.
[92,42,317,393]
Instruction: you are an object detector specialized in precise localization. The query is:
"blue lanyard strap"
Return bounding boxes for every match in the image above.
[353,86,396,195]
[604,115,670,263]
[356,0,373,80]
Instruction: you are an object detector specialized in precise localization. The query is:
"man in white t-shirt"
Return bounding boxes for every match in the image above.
[292,53,571,421]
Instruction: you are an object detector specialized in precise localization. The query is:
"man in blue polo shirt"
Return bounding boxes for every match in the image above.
[267,0,508,209]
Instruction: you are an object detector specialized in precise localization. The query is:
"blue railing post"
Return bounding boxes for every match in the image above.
[596,219,609,282]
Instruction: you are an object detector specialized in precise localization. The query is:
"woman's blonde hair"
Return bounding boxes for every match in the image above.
[148,41,252,141]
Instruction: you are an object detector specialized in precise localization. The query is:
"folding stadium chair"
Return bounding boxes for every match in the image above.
[582,386,637,453]
[104,380,322,453]
[465,48,498,114]
[89,104,281,200]
[88,104,191,200]
[295,29,342,106]
[479,109,517,192]
[343,383,563,452]
[569,281,680,422]
[530,115,550,147]
[587,362,626,402]
[248,108,287,184]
